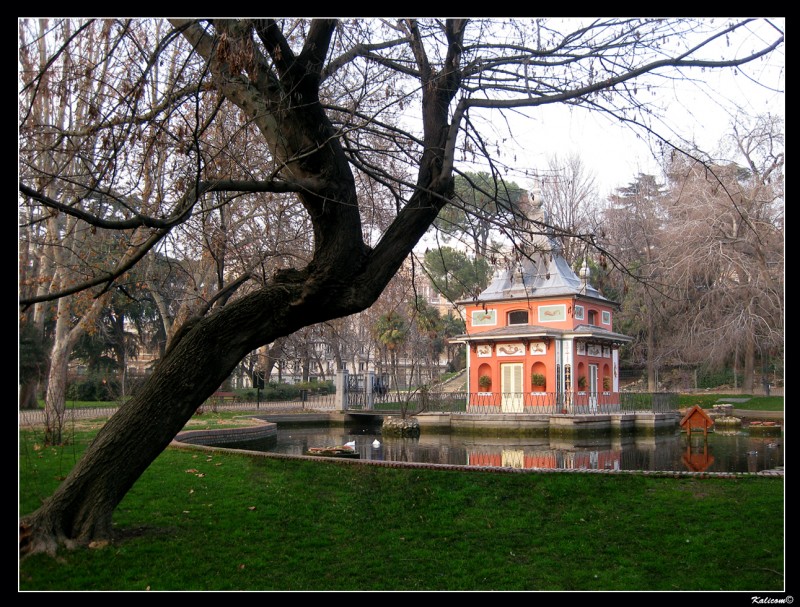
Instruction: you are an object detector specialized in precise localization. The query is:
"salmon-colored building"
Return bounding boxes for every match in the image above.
[452,192,631,414]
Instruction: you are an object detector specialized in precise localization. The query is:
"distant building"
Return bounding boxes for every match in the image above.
[451,188,631,412]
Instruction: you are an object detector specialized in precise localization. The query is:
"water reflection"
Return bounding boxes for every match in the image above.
[224,425,782,474]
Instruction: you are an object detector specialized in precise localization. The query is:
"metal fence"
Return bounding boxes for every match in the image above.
[19,390,679,427]
[345,390,680,415]
[19,394,339,426]
[199,392,339,412]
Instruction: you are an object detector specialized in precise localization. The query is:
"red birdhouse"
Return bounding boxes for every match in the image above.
[679,405,715,437]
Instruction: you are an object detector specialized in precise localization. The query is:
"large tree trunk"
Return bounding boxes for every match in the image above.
[43,292,108,445]
[43,298,78,446]
[22,283,301,555]
[20,107,455,551]
[21,16,464,559]
[20,204,443,555]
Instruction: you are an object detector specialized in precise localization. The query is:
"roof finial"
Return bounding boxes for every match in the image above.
[579,258,590,285]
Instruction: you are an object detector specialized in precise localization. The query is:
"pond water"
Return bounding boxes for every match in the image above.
[221,422,783,474]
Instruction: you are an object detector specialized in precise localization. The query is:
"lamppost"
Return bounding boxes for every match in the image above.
[253,370,265,409]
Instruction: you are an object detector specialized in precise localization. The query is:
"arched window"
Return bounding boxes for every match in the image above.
[508,310,529,325]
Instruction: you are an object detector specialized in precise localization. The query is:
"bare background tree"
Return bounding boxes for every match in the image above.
[539,153,601,267]
[659,117,784,391]
[597,114,784,391]
[18,18,783,556]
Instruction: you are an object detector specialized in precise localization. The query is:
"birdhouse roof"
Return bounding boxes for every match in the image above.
[679,405,715,427]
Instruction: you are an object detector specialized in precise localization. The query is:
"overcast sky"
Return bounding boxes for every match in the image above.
[456,18,786,197]
[419,18,785,253]
[518,29,785,195]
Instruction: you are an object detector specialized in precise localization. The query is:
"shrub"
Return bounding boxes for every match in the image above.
[296,380,334,395]
[262,383,300,400]
[66,374,120,402]
[531,373,546,388]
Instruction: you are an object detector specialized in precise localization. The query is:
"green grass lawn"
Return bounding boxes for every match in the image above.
[19,416,785,592]
[677,394,783,411]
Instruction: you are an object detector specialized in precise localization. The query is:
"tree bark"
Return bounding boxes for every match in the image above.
[19,382,39,410]
[646,312,657,392]
[43,297,79,445]
[43,288,109,445]
[21,115,454,560]
[21,16,462,557]
[743,333,755,393]
[21,189,447,554]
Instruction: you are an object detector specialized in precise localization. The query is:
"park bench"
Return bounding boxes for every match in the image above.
[194,391,238,415]
[211,391,237,402]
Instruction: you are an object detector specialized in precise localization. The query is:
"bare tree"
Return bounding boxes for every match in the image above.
[19,17,783,556]
[539,153,601,267]
[19,19,144,442]
[600,116,784,391]
[660,118,784,390]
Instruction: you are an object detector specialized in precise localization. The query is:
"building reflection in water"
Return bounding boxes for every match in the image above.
[467,447,621,471]
[234,425,782,474]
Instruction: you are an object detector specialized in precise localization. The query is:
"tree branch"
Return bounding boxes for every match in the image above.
[19,228,169,308]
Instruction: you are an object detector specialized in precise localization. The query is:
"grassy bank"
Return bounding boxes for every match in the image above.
[677,394,783,411]
[19,418,784,591]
